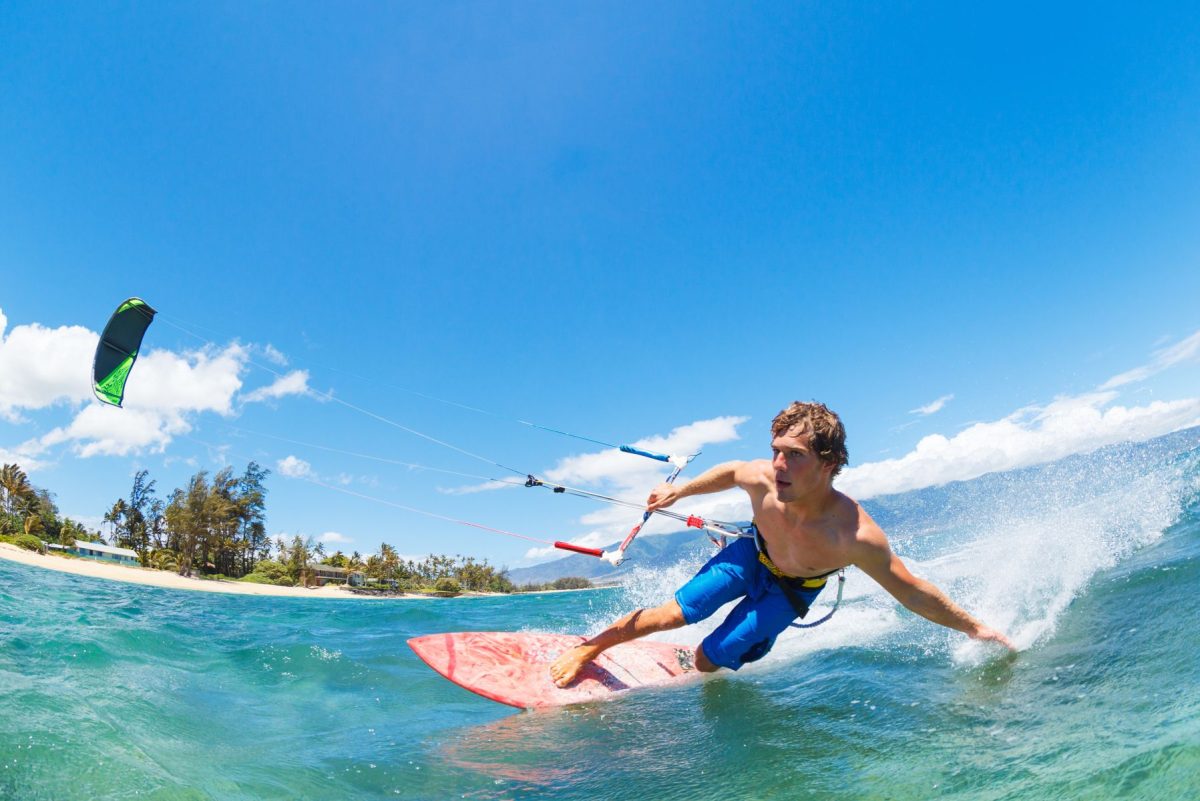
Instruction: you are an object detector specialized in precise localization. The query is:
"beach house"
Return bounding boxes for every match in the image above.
[309,565,367,587]
[67,540,140,565]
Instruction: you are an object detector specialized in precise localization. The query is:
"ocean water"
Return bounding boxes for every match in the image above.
[3,429,1199,800]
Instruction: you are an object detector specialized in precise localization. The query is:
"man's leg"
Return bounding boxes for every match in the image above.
[550,599,719,686]
[551,538,761,686]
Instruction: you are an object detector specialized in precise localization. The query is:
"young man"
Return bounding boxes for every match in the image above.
[550,401,1014,687]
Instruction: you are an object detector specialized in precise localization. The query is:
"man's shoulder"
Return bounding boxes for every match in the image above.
[734,459,772,483]
[840,497,889,552]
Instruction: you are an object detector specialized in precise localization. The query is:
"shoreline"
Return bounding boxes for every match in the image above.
[0,543,421,600]
[0,543,616,600]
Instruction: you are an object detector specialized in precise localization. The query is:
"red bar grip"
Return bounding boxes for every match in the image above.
[686,516,704,529]
[619,524,642,552]
[554,541,604,558]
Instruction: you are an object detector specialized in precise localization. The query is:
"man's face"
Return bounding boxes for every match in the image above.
[770,427,833,503]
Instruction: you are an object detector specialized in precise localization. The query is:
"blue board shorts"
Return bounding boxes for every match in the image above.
[674,536,826,670]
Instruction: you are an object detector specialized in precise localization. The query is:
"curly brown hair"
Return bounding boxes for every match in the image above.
[770,401,849,477]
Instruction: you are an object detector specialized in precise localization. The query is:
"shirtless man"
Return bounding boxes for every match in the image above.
[550,401,1014,686]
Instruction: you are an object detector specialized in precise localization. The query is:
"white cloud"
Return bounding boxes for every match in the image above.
[277,455,314,478]
[30,343,250,457]
[40,404,193,458]
[545,416,748,489]
[1099,330,1200,390]
[0,440,49,471]
[437,478,514,495]
[319,531,352,544]
[910,394,954,416]
[0,310,96,422]
[260,344,289,366]
[241,370,310,403]
[515,416,751,561]
[843,331,1200,500]
[523,546,551,560]
[838,391,1200,499]
[0,308,311,460]
[127,345,248,414]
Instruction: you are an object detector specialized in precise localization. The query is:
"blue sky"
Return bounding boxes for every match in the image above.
[2,2,1199,566]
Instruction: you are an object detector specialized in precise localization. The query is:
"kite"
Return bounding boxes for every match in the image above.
[93,297,156,407]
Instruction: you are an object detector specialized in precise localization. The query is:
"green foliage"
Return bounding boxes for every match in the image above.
[149,549,178,572]
[516,577,595,593]
[23,514,44,538]
[58,518,91,548]
[552,577,593,590]
[239,558,294,586]
[433,577,462,595]
[13,533,44,552]
[157,462,270,578]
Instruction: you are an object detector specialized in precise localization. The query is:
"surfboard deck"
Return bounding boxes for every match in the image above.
[407,631,697,709]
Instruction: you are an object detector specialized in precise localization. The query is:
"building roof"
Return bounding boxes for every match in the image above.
[73,540,139,559]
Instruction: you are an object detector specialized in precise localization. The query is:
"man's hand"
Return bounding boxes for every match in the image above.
[646,483,682,512]
[971,625,1017,651]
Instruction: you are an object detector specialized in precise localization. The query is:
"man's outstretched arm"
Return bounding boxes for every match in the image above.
[646,461,747,511]
[854,528,1016,650]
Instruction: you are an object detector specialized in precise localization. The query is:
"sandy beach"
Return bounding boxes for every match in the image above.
[0,542,418,600]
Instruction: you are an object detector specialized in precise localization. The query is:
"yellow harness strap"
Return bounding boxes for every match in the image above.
[757,550,829,589]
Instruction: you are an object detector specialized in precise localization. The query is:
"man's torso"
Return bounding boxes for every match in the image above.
[742,460,865,577]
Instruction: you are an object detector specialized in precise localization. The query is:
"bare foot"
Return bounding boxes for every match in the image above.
[549,644,600,687]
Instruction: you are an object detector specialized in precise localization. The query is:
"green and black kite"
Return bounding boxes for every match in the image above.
[92,297,156,407]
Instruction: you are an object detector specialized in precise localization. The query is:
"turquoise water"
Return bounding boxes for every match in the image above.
[3,430,1200,800]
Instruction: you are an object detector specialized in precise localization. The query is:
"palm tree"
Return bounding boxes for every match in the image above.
[23,514,45,542]
[150,549,179,572]
[1,463,37,518]
[59,518,87,548]
[103,498,129,546]
[287,534,315,586]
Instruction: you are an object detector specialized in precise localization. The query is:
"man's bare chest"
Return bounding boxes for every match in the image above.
[755,514,850,577]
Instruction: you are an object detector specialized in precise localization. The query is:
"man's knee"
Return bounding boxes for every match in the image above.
[694,644,721,673]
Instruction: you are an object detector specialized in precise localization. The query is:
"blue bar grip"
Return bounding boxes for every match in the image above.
[619,445,671,463]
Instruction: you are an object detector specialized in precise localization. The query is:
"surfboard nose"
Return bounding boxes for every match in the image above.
[407,634,455,676]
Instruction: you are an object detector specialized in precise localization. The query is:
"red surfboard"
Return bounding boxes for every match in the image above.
[408,631,697,709]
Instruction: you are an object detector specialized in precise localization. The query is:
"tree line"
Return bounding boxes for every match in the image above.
[2,461,592,594]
